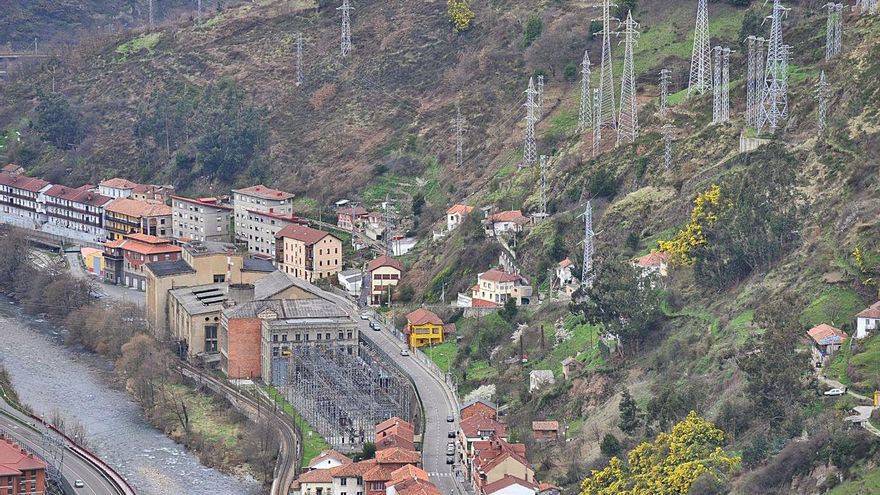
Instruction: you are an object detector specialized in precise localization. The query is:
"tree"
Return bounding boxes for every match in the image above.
[500,297,518,322]
[447,0,475,32]
[523,15,543,47]
[580,412,740,495]
[600,433,622,457]
[361,441,376,459]
[411,193,425,217]
[616,0,638,18]
[34,93,84,149]
[619,389,639,434]
[570,261,663,357]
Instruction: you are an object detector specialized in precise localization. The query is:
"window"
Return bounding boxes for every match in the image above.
[205,325,219,352]
[341,479,348,486]
[347,331,353,339]
[338,332,344,340]
[273,334,279,342]
[214,275,225,283]
[316,333,322,341]
[282,334,288,342]
[325,333,331,340]
[272,347,279,357]
[295,334,301,341]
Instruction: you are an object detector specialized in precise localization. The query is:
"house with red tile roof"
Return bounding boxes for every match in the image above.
[387,477,442,495]
[531,421,559,442]
[633,251,670,278]
[447,204,475,231]
[481,475,538,495]
[367,255,404,306]
[404,308,449,348]
[856,301,880,339]
[103,198,172,240]
[337,205,369,231]
[807,324,848,366]
[460,399,498,421]
[98,177,139,198]
[0,172,51,230]
[376,433,415,452]
[375,417,415,446]
[1,164,24,174]
[40,184,112,243]
[276,224,342,282]
[375,447,421,469]
[485,210,529,237]
[328,459,377,495]
[470,269,532,307]
[470,436,533,493]
[0,434,47,495]
[536,482,560,495]
[103,234,182,290]
[308,449,353,470]
[457,413,509,466]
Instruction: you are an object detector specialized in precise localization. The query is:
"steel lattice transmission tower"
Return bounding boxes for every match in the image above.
[688,0,712,96]
[452,100,465,168]
[758,0,790,133]
[745,36,757,125]
[754,37,767,124]
[815,70,831,137]
[592,88,601,158]
[197,0,202,24]
[659,68,672,115]
[834,4,843,53]
[537,75,545,119]
[857,0,878,14]
[593,0,619,131]
[780,44,791,120]
[580,200,595,291]
[712,46,723,123]
[825,3,843,60]
[661,123,675,170]
[617,11,640,145]
[338,0,353,57]
[295,33,304,87]
[148,0,155,29]
[523,77,538,167]
[722,47,733,122]
[539,155,548,217]
[578,51,593,134]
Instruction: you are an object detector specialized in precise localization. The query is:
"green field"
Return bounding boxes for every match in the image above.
[426,341,457,373]
[828,466,880,495]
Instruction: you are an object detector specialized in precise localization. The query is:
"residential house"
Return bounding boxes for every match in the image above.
[245,209,309,259]
[1,164,24,174]
[103,198,172,240]
[531,421,559,442]
[470,436,533,493]
[528,370,554,393]
[131,183,174,203]
[330,459,374,495]
[856,301,880,339]
[171,195,233,242]
[633,251,670,278]
[457,413,508,468]
[537,482,560,495]
[374,448,421,471]
[460,399,498,421]
[0,172,51,230]
[561,357,583,380]
[404,308,448,348]
[232,184,295,248]
[485,210,529,237]
[103,233,182,290]
[80,247,104,275]
[309,450,353,470]
[375,417,415,446]
[482,475,538,495]
[338,269,364,297]
[447,204,475,232]
[364,212,389,242]
[0,433,47,495]
[807,324,848,367]
[98,178,139,198]
[39,184,112,243]
[337,206,368,231]
[471,269,532,307]
[555,259,574,287]
[385,465,440,495]
[276,224,343,282]
[375,433,415,453]
[367,256,404,306]
[293,467,336,495]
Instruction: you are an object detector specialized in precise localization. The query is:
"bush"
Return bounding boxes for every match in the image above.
[586,167,618,198]
[563,63,577,82]
[448,0,475,32]
[34,93,84,149]
[523,15,542,47]
[600,433,622,457]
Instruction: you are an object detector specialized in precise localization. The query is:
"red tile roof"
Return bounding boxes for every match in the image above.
[460,413,507,438]
[99,177,139,189]
[368,255,404,272]
[0,172,49,193]
[43,184,112,207]
[636,251,670,268]
[473,437,530,477]
[307,449,353,469]
[376,417,415,435]
[391,478,442,495]
[363,463,398,482]
[479,268,521,283]
[447,204,475,215]
[807,324,848,345]
[0,437,47,476]
[489,210,528,224]
[406,308,443,327]
[376,433,415,452]
[105,198,172,218]
[471,298,500,308]
[248,209,307,223]
[234,184,295,201]
[125,233,169,244]
[482,475,538,495]
[276,224,332,245]
[558,258,572,268]
[104,236,181,256]
[389,464,429,483]
[338,206,369,217]
[1,164,23,173]
[857,302,880,320]
[331,459,377,478]
[376,447,421,465]
[537,482,560,492]
[531,421,559,431]
[171,195,232,210]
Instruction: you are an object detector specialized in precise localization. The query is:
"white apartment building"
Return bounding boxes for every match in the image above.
[232,184,295,254]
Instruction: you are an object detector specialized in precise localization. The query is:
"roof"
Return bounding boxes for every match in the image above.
[242,258,276,273]
[80,247,102,257]
[338,206,369,216]
[538,482,560,492]
[307,449,352,469]
[376,448,421,465]
[489,210,528,223]
[126,233,169,244]
[459,413,507,438]
[857,301,880,320]
[473,437,530,475]
[376,416,415,435]
[104,237,181,256]
[105,198,172,218]
[390,478,442,495]
[447,204,475,215]
[99,178,139,189]
[636,251,670,268]
[807,324,848,345]
[43,184,112,207]
[171,195,232,210]
[461,399,497,413]
[368,255,404,272]
[224,297,348,322]
[376,433,415,452]
[479,268,521,284]
[531,421,559,431]
[1,164,23,173]
[482,475,538,495]
[363,463,398,482]
[406,308,443,327]
[0,437,47,477]
[276,224,332,245]
[233,184,295,201]
[0,172,50,193]
[251,270,323,301]
[146,259,195,277]
[389,464,429,483]
[561,357,581,367]
[331,459,377,478]
[181,240,237,256]
[471,298,500,308]
[558,258,572,268]
[248,209,306,223]
[169,283,228,316]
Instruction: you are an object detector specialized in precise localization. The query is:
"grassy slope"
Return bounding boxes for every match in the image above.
[264,386,331,468]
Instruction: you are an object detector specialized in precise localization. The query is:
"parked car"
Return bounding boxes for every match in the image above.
[360,313,369,320]
[446,414,455,422]
[446,456,454,465]
[448,430,456,438]
[824,388,846,396]
[372,323,381,331]
[400,349,410,356]
[446,444,455,455]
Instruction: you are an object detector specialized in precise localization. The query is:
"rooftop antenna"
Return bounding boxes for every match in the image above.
[659,68,672,116]
[522,77,538,167]
[577,51,593,134]
[617,10,640,145]
[592,0,620,131]
[688,0,712,96]
[338,0,353,57]
[815,70,831,137]
[758,0,790,133]
[295,33,304,87]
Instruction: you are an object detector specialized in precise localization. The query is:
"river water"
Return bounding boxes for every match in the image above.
[0,299,263,495]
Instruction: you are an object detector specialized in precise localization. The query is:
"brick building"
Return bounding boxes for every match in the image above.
[0,434,47,495]
[460,399,498,421]
[103,233,182,290]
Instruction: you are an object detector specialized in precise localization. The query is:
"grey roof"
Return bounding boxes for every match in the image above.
[253,270,325,300]
[182,240,238,256]
[338,269,363,281]
[243,258,276,272]
[146,259,196,277]
[224,298,350,321]
[169,283,229,315]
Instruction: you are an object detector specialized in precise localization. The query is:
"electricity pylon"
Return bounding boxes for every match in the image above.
[617,10,640,145]
[659,68,672,115]
[722,47,733,122]
[661,123,675,170]
[338,0,353,57]
[578,51,593,134]
[758,0,790,133]
[523,77,538,167]
[815,70,831,137]
[580,201,595,291]
[688,0,712,96]
[592,88,601,158]
[593,0,619,131]
[712,46,722,123]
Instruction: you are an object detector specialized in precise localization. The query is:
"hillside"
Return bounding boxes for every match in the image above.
[3,0,880,493]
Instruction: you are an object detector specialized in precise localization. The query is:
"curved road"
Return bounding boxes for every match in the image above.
[0,397,130,495]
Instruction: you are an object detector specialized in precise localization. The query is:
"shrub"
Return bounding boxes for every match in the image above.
[523,15,542,47]
[447,0,475,32]
[563,63,577,82]
[35,93,84,149]
[310,83,338,110]
[600,433,622,457]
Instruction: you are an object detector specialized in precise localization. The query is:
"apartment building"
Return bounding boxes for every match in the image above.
[40,184,112,243]
[276,224,342,282]
[171,195,233,242]
[103,233,182,290]
[104,198,172,240]
[245,209,309,259]
[0,172,50,229]
[367,256,403,306]
[471,269,533,307]
[0,434,47,495]
[98,177,139,198]
[232,184,295,248]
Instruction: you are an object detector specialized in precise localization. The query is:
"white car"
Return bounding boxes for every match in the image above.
[74,480,85,488]
[824,388,846,396]
[400,349,410,356]
[360,313,369,320]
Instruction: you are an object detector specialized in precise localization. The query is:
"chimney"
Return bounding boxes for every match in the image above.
[228,283,255,305]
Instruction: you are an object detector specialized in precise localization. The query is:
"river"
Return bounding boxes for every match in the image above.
[0,298,263,495]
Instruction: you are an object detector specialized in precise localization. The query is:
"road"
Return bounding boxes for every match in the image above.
[64,252,145,306]
[0,396,130,495]
[319,291,465,495]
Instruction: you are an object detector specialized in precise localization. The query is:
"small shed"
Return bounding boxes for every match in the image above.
[532,420,560,442]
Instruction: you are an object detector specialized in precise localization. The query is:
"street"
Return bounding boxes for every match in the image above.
[64,252,145,306]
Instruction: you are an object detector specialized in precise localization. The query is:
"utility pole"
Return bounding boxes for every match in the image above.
[295,33,304,87]
[580,201,595,292]
[688,0,712,96]
[539,155,548,217]
[338,0,353,57]
[712,46,723,124]
[453,100,465,168]
[758,0,790,133]
[593,0,619,131]
[617,10,640,145]
[384,194,393,257]
[523,77,538,167]
[592,88,601,158]
[578,51,592,134]
[537,75,545,120]
[659,68,671,116]
[661,123,675,170]
[815,70,830,137]
[745,36,756,125]
[722,47,733,122]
